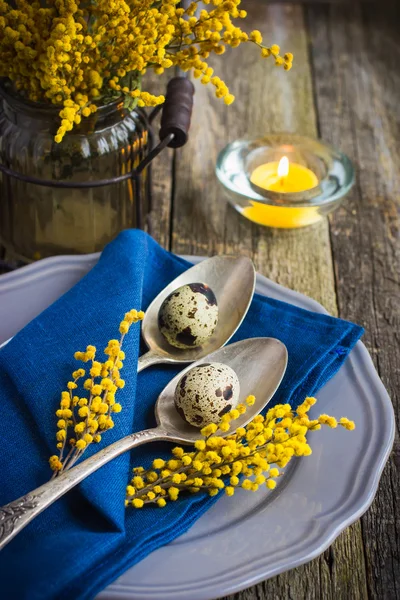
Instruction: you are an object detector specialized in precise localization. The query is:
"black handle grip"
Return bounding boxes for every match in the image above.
[160,77,195,148]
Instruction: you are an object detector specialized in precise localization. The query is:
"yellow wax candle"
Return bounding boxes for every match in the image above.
[250,156,318,193]
[244,156,321,228]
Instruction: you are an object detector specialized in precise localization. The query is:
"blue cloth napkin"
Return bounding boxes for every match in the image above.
[0,230,363,600]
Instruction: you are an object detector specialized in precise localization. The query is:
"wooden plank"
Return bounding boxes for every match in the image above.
[172,2,367,598]
[144,74,174,249]
[307,2,400,599]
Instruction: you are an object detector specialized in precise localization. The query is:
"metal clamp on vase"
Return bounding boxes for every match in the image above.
[0,77,194,263]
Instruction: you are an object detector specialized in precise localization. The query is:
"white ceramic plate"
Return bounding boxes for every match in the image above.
[0,254,394,600]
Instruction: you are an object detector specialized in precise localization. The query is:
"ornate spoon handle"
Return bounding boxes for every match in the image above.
[0,427,170,551]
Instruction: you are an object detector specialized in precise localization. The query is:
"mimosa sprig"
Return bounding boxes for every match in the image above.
[125,396,355,507]
[49,309,144,475]
[0,0,293,142]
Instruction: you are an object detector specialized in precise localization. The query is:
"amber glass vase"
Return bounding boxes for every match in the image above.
[0,82,150,262]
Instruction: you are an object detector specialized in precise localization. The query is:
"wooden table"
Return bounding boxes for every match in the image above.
[148,1,400,598]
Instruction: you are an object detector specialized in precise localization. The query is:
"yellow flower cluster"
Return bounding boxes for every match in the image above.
[49,308,144,474]
[126,396,355,507]
[0,0,292,142]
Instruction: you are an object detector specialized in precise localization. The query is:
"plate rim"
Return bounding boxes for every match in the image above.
[0,252,395,599]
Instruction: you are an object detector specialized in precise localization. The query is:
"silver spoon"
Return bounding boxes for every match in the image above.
[0,256,256,366]
[137,255,256,372]
[0,337,287,550]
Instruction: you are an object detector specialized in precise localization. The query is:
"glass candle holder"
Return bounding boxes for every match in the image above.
[216,134,355,229]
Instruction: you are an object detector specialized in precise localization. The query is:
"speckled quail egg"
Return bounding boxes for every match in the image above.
[158,283,218,350]
[174,362,240,428]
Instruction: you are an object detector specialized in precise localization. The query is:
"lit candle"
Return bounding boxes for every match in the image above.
[251,156,318,193]
[244,156,321,228]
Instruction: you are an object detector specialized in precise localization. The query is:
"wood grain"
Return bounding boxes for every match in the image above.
[144,74,174,248]
[307,2,400,599]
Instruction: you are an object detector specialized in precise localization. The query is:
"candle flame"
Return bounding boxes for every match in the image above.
[277,156,289,178]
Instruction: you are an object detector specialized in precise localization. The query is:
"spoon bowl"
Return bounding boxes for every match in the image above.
[155,337,289,442]
[138,255,256,371]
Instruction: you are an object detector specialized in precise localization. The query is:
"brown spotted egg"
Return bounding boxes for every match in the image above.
[174,362,240,428]
[158,283,218,350]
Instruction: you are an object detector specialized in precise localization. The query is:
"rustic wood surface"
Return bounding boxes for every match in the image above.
[147,1,399,599]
